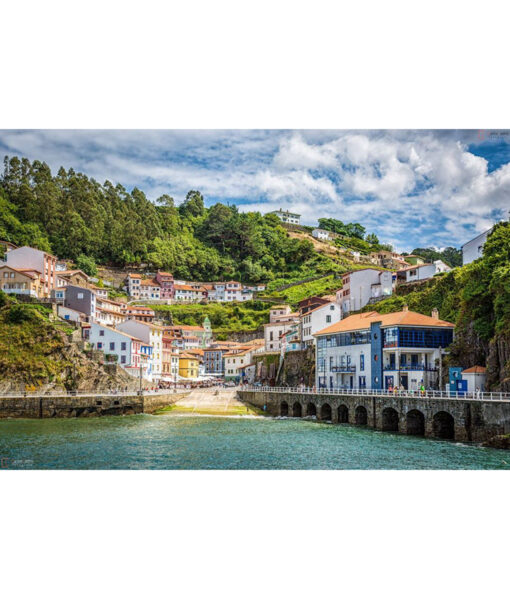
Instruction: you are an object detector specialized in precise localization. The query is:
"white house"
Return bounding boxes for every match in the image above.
[301,301,342,347]
[461,366,487,393]
[126,274,142,299]
[312,228,332,241]
[116,320,164,382]
[87,322,147,375]
[269,209,301,225]
[398,260,451,284]
[270,305,292,323]
[264,317,299,353]
[314,307,455,391]
[336,269,393,314]
[462,229,492,265]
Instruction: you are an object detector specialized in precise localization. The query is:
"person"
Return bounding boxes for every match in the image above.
[476,386,480,399]
[420,383,425,397]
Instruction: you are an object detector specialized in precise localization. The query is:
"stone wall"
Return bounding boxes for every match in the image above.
[237,391,510,443]
[0,391,187,419]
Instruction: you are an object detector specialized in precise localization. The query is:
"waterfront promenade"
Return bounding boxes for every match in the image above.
[238,387,510,443]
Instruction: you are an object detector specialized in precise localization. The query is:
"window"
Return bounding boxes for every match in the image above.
[326,315,331,323]
[121,342,126,351]
[97,342,103,349]
[110,342,115,351]
[77,293,84,299]
[360,354,365,371]
[99,330,105,336]
[121,355,126,364]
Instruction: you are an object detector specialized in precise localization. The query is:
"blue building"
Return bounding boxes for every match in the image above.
[314,307,454,391]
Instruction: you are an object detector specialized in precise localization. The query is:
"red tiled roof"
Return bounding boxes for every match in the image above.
[462,366,487,374]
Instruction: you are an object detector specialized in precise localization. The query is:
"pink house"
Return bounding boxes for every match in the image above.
[155,271,174,299]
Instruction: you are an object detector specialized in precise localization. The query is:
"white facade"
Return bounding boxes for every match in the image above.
[264,319,298,352]
[403,260,451,283]
[312,228,331,241]
[301,302,342,346]
[127,274,141,299]
[269,209,301,225]
[88,322,144,372]
[117,320,164,382]
[270,305,292,323]
[462,229,492,265]
[58,305,85,323]
[337,269,393,314]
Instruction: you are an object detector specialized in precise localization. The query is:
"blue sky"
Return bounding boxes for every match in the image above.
[1,129,509,252]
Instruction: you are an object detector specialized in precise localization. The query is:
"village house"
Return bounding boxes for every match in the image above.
[396,260,451,284]
[0,265,43,298]
[301,300,342,347]
[155,271,174,299]
[269,305,292,322]
[126,274,142,299]
[179,353,200,379]
[95,297,127,327]
[63,285,96,321]
[87,321,149,376]
[336,268,393,314]
[0,240,18,254]
[116,320,164,382]
[57,305,86,323]
[162,338,180,382]
[123,305,155,323]
[312,228,336,241]
[139,278,161,300]
[369,250,410,270]
[264,315,300,353]
[1,245,57,297]
[282,322,302,353]
[314,306,454,392]
[173,284,205,303]
[298,295,331,316]
[268,208,301,225]
[462,229,493,265]
[224,342,264,381]
[55,269,90,288]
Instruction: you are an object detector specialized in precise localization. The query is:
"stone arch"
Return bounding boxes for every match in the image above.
[321,403,332,421]
[406,409,425,436]
[433,411,455,440]
[338,404,349,424]
[292,402,302,418]
[280,401,289,417]
[306,402,317,417]
[355,405,368,426]
[382,407,399,432]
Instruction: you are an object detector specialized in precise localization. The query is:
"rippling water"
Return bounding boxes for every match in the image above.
[0,414,508,469]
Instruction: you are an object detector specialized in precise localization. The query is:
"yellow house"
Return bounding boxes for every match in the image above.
[0,265,43,298]
[179,353,200,379]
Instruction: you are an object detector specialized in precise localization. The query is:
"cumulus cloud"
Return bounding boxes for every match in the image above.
[0,128,509,251]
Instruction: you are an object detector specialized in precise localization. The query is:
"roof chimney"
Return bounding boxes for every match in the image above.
[402,304,408,312]
[431,308,439,319]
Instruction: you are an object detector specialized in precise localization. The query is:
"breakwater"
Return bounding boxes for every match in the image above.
[238,389,510,442]
[0,391,187,419]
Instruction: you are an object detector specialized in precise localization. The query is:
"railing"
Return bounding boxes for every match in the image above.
[330,365,356,373]
[383,364,438,372]
[0,389,178,399]
[241,386,510,402]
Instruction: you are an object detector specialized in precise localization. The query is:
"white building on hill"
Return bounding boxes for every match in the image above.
[462,228,492,265]
[336,269,393,314]
[301,301,342,347]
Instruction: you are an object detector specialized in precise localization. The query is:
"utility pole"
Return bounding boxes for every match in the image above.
[438,346,442,393]
[139,359,143,393]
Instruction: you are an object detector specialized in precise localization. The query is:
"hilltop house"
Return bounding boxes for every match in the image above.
[155,271,174,299]
[396,260,451,284]
[268,209,301,225]
[264,315,300,353]
[336,268,393,314]
[0,265,43,298]
[179,353,200,379]
[63,285,96,321]
[1,245,57,297]
[123,305,155,323]
[314,306,454,391]
[462,228,493,265]
[312,228,335,241]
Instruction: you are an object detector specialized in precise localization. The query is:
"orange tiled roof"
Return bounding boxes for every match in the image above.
[314,310,455,336]
[462,366,487,374]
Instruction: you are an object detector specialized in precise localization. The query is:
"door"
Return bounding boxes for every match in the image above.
[401,375,408,390]
[385,375,394,389]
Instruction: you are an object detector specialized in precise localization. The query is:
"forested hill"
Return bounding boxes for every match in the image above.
[0,155,384,283]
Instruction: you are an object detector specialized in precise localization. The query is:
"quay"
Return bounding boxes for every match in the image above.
[0,390,188,419]
[238,386,510,442]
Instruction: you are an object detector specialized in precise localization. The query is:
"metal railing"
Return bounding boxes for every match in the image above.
[383,364,438,372]
[0,389,177,399]
[240,386,510,402]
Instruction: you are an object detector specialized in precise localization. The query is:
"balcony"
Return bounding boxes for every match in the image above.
[383,363,437,372]
[331,365,356,373]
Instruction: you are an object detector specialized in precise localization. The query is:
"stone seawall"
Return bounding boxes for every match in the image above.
[0,392,185,419]
[237,391,510,443]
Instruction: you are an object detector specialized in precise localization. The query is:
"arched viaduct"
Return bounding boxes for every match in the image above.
[238,391,510,443]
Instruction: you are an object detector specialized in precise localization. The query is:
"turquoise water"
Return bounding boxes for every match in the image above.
[0,414,508,469]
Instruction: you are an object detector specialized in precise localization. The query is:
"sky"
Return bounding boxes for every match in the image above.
[1,129,509,252]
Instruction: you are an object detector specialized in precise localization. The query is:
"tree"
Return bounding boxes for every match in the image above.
[76,254,98,277]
